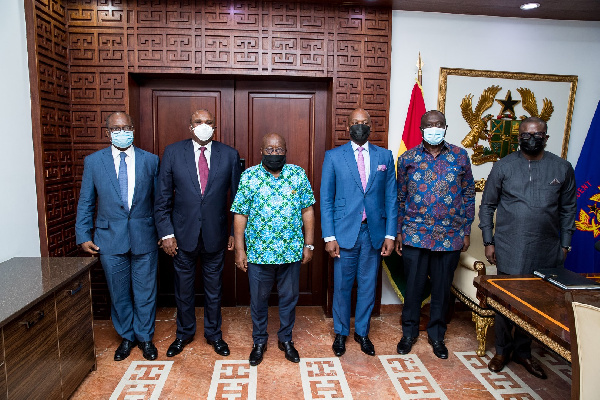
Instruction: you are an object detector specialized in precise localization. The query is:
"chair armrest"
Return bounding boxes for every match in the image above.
[459,252,486,273]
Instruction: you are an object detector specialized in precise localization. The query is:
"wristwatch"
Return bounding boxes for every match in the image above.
[562,246,572,252]
[304,244,315,251]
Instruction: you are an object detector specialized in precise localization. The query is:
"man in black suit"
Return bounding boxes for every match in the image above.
[155,109,241,357]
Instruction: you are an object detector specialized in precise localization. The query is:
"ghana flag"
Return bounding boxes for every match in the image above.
[382,80,429,302]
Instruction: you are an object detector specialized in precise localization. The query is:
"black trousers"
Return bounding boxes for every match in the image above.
[173,235,225,342]
[493,271,532,358]
[401,245,460,341]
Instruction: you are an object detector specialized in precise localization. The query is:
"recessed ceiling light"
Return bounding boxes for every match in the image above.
[520,3,541,10]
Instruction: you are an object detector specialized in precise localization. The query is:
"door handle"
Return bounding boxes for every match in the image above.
[68,282,83,295]
[20,310,45,329]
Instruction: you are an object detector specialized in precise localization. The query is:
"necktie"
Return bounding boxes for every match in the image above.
[118,152,128,211]
[357,147,367,221]
[198,146,209,193]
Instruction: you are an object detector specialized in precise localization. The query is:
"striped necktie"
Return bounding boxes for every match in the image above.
[118,152,128,211]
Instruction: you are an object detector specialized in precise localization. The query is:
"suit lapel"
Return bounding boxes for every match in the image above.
[204,141,221,195]
[100,147,121,198]
[184,139,203,197]
[343,142,363,191]
[131,147,143,209]
[365,144,378,194]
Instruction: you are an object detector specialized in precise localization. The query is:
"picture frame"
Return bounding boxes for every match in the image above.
[437,67,578,181]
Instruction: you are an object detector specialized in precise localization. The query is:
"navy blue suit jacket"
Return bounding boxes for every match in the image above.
[75,146,159,255]
[154,139,241,253]
[320,142,398,249]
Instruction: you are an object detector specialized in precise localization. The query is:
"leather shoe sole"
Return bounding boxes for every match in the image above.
[166,337,193,357]
[207,338,230,356]
[332,334,347,357]
[428,337,448,359]
[249,343,267,366]
[488,354,509,373]
[278,340,300,363]
[513,355,547,379]
[396,336,417,355]
[114,339,137,361]
[138,341,158,361]
[354,332,375,356]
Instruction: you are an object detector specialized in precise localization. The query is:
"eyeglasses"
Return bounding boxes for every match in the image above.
[520,132,546,140]
[263,147,286,155]
[108,126,134,133]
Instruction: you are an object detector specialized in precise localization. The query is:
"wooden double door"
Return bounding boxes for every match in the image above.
[136,77,329,307]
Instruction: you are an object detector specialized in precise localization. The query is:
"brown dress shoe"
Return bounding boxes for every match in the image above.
[488,354,509,372]
[513,355,547,379]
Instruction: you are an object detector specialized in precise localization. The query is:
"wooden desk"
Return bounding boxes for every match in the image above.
[473,274,600,363]
[0,257,97,400]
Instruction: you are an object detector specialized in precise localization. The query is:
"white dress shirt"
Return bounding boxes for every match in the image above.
[112,145,135,209]
[193,139,212,192]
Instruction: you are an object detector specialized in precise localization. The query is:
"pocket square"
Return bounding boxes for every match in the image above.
[377,164,387,171]
[549,178,561,185]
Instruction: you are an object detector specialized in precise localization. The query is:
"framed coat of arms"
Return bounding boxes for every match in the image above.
[437,68,578,182]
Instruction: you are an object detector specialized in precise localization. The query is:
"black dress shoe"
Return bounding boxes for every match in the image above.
[249,343,267,366]
[396,336,417,355]
[513,355,547,379]
[278,340,300,363]
[166,337,193,357]
[332,334,347,357]
[207,338,230,356]
[138,341,158,360]
[428,337,448,359]
[114,339,137,361]
[353,332,375,356]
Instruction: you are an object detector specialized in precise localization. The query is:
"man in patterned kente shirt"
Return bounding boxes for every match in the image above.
[231,133,315,367]
[395,110,475,359]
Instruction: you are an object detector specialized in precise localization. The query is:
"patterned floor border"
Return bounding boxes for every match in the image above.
[532,347,572,383]
[110,361,173,400]
[299,357,353,400]
[454,351,542,400]
[207,360,257,400]
[379,354,448,399]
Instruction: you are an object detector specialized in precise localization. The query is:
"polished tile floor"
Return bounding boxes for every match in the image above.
[73,306,571,399]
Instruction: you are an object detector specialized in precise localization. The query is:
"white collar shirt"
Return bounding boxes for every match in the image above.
[111,145,135,209]
[193,140,213,191]
[351,140,370,184]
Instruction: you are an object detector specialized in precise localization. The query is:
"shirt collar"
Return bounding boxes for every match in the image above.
[417,141,449,155]
[111,145,134,159]
[351,141,369,153]
[193,140,213,153]
[259,162,287,177]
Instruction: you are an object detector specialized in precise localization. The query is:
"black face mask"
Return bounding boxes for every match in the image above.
[262,154,286,172]
[520,137,545,155]
[349,124,371,143]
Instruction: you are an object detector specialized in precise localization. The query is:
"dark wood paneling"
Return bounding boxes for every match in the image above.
[4,295,61,400]
[0,330,5,400]
[56,271,95,399]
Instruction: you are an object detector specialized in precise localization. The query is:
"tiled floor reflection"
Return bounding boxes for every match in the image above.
[73,307,570,399]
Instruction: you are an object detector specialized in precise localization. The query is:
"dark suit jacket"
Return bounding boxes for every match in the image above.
[75,146,159,255]
[154,139,241,253]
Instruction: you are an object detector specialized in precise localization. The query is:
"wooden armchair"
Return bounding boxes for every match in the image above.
[451,191,497,356]
[565,291,600,400]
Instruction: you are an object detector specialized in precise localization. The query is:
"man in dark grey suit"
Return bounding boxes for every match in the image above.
[480,116,577,379]
[155,109,241,357]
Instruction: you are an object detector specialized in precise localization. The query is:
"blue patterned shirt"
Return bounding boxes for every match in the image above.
[231,163,315,264]
[397,142,475,251]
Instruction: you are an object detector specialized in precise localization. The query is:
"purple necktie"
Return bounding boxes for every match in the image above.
[198,146,209,193]
[357,146,367,221]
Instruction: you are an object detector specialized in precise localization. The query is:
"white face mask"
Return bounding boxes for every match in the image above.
[423,127,446,145]
[193,124,214,142]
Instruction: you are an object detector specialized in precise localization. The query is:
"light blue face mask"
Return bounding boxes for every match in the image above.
[111,130,134,148]
[423,127,446,145]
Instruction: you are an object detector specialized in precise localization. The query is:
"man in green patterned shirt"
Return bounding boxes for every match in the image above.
[231,133,315,367]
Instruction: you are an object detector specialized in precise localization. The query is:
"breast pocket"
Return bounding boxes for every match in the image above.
[535,184,561,208]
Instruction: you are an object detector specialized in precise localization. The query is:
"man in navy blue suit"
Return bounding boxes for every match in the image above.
[155,109,241,358]
[320,108,398,357]
[76,112,160,361]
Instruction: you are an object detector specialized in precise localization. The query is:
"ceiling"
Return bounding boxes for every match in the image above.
[325,0,600,22]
